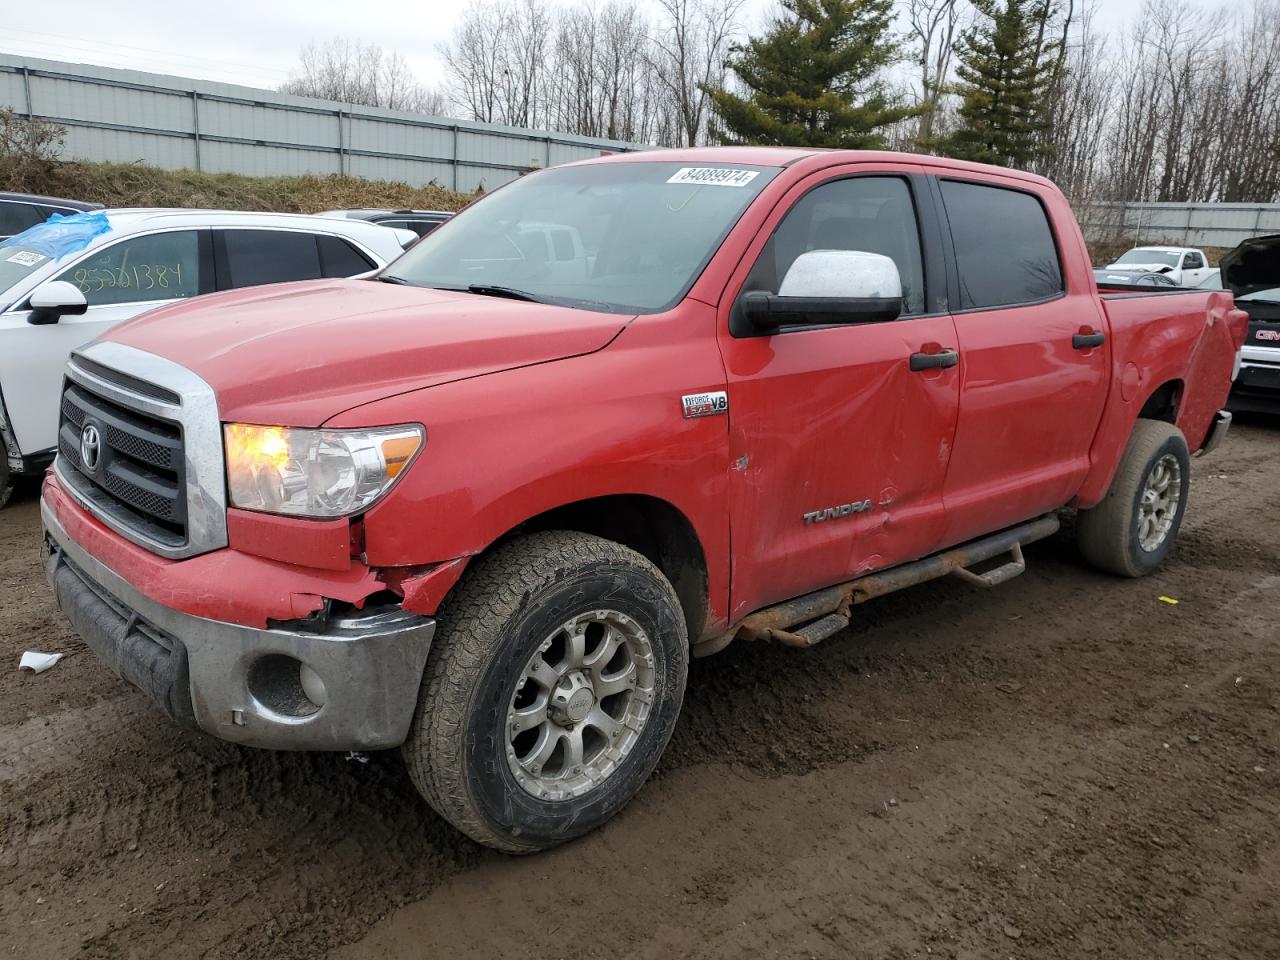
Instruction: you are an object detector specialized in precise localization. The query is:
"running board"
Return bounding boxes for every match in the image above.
[694,514,1059,655]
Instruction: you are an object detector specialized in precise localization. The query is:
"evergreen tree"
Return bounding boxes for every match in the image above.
[935,0,1062,167]
[705,0,921,149]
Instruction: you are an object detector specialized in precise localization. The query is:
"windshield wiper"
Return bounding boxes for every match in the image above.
[465,284,549,303]
[373,274,416,286]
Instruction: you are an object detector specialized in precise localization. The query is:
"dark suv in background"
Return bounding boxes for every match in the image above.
[0,192,103,239]
[316,208,453,239]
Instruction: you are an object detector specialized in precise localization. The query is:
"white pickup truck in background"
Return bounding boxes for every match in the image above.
[1105,246,1216,287]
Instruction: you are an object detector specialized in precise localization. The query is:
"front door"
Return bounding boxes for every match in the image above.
[717,167,961,622]
[0,229,208,457]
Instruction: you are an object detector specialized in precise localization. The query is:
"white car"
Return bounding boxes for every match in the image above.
[0,209,414,506]
[1105,246,1216,287]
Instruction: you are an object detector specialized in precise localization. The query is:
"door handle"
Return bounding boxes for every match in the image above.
[909,349,959,371]
[1072,331,1105,349]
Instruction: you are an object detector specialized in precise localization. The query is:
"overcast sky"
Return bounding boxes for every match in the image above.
[5,0,1155,94]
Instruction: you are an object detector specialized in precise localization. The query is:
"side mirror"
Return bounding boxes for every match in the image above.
[740,250,904,333]
[27,280,88,325]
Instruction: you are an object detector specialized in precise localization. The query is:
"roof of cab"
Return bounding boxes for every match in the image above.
[566,146,1061,191]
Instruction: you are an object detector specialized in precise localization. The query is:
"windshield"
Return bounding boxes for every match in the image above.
[1240,287,1280,303]
[0,243,51,295]
[384,162,779,313]
[0,211,113,303]
[1114,249,1181,268]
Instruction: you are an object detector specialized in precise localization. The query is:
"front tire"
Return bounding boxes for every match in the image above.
[403,531,688,853]
[1077,419,1191,577]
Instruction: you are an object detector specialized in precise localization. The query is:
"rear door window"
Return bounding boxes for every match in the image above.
[939,180,1064,309]
[55,230,202,306]
[219,230,322,289]
[0,201,44,237]
[317,234,376,276]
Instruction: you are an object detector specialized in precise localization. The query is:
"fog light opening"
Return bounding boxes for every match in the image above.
[247,655,324,717]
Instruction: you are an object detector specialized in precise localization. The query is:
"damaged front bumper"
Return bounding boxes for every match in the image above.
[43,496,436,751]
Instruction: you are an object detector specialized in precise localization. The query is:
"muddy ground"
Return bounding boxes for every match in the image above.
[2,423,1277,960]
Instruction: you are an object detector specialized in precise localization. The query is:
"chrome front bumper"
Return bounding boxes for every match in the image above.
[43,498,435,751]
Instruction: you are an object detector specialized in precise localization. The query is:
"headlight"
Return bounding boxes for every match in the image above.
[224,423,423,518]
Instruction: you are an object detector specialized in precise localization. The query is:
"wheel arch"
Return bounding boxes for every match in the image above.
[511,494,711,646]
[1137,378,1183,423]
[400,493,714,646]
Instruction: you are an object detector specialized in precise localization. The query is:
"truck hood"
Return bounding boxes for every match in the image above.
[1219,234,1280,299]
[104,279,631,425]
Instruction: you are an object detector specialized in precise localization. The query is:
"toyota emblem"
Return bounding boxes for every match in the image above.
[80,423,102,473]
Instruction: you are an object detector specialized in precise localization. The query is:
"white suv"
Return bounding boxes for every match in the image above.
[0,209,414,506]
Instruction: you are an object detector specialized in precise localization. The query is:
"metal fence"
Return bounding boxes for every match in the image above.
[0,54,644,193]
[1078,201,1280,248]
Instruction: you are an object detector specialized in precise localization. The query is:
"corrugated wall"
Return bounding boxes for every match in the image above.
[0,54,645,192]
[1080,201,1280,248]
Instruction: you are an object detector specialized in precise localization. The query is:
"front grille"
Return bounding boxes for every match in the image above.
[58,342,227,560]
[58,380,187,546]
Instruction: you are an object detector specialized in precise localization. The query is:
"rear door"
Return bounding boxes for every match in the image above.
[934,176,1109,546]
[717,165,961,620]
[0,228,211,456]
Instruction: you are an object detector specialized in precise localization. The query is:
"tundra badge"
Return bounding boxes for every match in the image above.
[804,500,873,524]
[682,391,728,419]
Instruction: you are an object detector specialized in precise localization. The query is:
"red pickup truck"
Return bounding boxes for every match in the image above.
[41,148,1244,852]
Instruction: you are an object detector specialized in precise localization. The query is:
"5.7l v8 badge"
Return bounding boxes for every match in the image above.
[682,391,728,419]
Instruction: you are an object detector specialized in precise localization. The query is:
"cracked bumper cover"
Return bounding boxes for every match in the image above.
[43,497,436,751]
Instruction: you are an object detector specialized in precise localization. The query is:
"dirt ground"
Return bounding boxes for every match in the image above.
[2,423,1277,960]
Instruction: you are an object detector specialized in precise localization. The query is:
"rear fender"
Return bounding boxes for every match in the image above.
[1077,292,1240,508]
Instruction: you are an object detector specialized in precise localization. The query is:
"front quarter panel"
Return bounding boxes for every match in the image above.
[325,302,733,633]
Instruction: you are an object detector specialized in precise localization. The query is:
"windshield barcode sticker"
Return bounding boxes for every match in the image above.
[667,167,760,187]
[6,250,46,266]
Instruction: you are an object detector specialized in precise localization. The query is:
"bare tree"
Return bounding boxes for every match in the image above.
[282,38,447,114]
[443,4,507,123]
[649,0,746,146]
[0,109,66,192]
[1032,3,1114,206]
[905,0,964,143]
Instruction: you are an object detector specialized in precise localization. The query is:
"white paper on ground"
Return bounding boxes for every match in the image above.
[19,651,64,674]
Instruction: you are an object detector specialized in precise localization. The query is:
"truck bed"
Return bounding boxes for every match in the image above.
[1096,285,1207,299]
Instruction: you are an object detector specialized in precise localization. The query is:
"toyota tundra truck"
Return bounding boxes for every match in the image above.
[40,148,1245,852]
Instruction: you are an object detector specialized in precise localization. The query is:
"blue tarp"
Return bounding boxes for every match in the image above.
[0,211,111,261]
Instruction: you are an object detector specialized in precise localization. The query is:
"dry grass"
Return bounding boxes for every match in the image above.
[3,159,476,214]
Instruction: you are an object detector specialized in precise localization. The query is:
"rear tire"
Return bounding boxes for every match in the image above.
[402,531,688,853]
[1077,419,1190,577]
[0,458,13,510]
